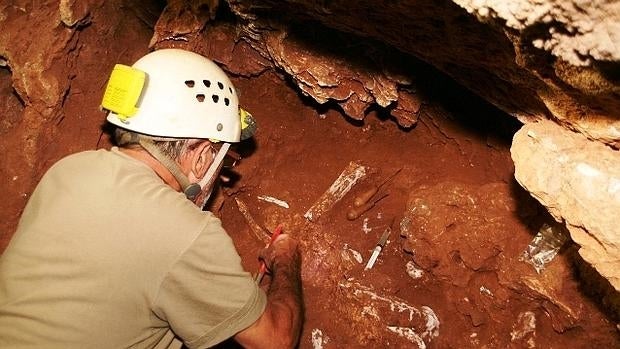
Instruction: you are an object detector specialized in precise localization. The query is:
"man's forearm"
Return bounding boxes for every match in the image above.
[267,253,304,348]
[234,247,303,349]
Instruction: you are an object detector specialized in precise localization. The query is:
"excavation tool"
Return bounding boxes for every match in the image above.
[347,168,401,220]
[346,192,389,220]
[365,221,393,270]
[256,224,284,284]
[353,167,402,207]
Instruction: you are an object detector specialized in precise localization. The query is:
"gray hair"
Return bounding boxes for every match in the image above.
[114,128,194,161]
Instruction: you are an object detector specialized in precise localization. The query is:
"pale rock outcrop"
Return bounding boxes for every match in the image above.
[454,0,620,65]
[511,120,620,290]
[453,0,620,145]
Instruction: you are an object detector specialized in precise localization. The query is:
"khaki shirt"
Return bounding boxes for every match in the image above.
[0,148,266,348]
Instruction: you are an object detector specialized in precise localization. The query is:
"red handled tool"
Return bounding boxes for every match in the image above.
[255,223,284,284]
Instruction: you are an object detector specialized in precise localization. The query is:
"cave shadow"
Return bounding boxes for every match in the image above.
[568,248,620,323]
[180,338,242,349]
[416,71,522,145]
[509,178,548,233]
[97,122,116,149]
[264,16,520,145]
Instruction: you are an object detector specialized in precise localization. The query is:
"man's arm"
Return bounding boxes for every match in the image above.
[234,235,303,349]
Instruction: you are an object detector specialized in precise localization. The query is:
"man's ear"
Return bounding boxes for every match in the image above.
[191,141,213,178]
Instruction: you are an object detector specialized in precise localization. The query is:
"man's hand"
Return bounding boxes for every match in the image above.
[259,234,301,277]
[234,234,303,349]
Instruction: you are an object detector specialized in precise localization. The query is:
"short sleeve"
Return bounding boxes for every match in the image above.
[153,216,267,348]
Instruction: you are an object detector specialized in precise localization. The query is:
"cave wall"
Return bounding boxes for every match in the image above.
[0,0,160,249]
[0,0,618,293]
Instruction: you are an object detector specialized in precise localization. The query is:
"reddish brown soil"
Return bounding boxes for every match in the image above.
[1,15,617,343]
[1,3,618,346]
[209,71,619,348]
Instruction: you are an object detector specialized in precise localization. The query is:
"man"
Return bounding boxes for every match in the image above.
[0,49,303,348]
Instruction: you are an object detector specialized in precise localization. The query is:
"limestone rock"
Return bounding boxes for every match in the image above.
[454,0,620,65]
[231,8,421,124]
[511,120,620,290]
[261,29,419,122]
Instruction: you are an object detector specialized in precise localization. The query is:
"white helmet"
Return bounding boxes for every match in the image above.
[103,48,253,142]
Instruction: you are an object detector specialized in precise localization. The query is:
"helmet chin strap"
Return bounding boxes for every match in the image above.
[136,138,196,197]
[116,129,230,206]
[193,142,230,208]
[136,136,229,205]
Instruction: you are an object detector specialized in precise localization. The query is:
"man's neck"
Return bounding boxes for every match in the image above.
[119,147,182,192]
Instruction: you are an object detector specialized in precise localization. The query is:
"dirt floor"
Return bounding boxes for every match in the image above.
[199,71,620,348]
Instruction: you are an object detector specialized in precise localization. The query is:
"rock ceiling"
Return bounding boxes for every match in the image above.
[223,0,620,146]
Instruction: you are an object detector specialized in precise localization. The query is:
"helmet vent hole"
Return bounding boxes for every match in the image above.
[217,82,224,90]
[203,80,211,88]
[185,80,195,88]
[212,94,219,103]
[229,87,233,94]
[224,98,230,106]
[196,94,205,102]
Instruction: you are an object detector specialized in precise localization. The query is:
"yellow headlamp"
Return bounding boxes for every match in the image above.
[239,108,257,140]
[209,108,256,143]
[101,64,146,120]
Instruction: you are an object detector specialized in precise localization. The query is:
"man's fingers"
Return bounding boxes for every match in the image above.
[258,234,299,271]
